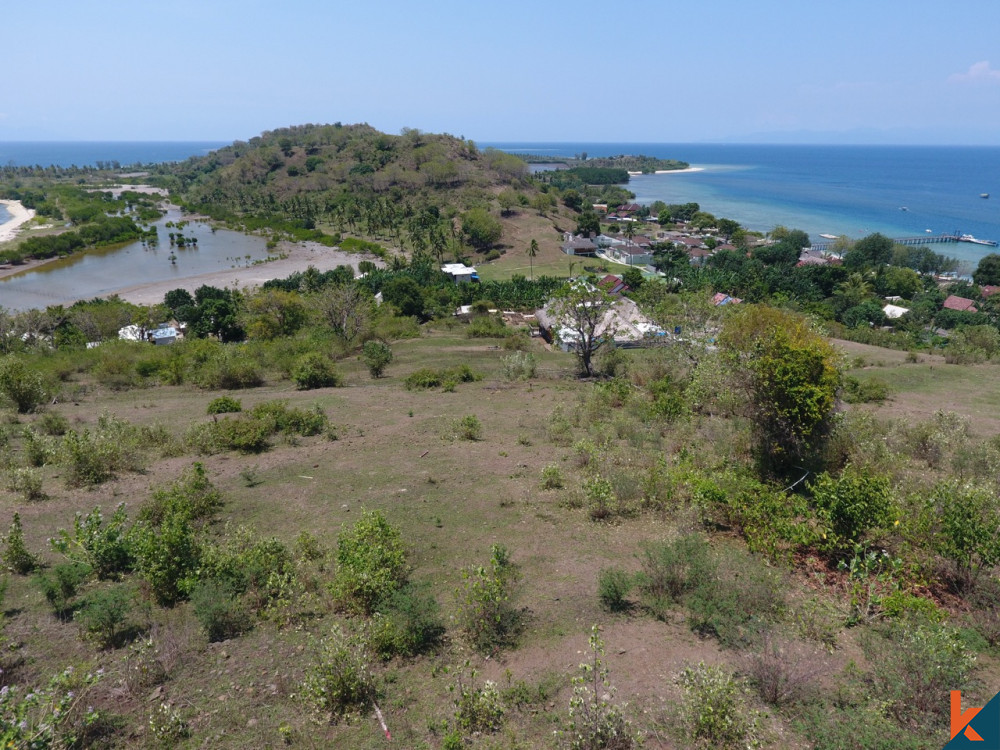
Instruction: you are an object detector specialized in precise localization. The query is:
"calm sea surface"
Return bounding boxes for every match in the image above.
[488,142,1000,270]
[0,141,227,169]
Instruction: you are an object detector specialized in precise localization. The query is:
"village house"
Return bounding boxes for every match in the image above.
[441,263,479,283]
[560,234,597,256]
[942,294,978,313]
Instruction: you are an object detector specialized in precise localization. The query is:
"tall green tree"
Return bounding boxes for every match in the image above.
[719,305,840,475]
[527,239,538,281]
[547,281,617,377]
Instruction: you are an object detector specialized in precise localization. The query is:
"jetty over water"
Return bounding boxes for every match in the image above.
[809,234,961,253]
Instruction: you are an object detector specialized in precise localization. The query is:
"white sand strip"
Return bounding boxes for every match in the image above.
[0,200,37,244]
[653,167,705,174]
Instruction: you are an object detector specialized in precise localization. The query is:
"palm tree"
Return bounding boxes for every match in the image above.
[527,239,538,280]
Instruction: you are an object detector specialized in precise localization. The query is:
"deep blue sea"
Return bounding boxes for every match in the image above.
[487,142,1000,271]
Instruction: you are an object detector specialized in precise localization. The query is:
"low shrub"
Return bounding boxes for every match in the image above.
[742,631,823,706]
[190,580,253,642]
[330,509,407,613]
[466,315,507,338]
[597,567,635,612]
[540,464,564,490]
[58,413,147,487]
[863,621,975,726]
[361,340,393,378]
[195,349,264,390]
[564,625,639,750]
[37,561,91,619]
[3,512,38,574]
[678,662,761,749]
[841,375,890,403]
[140,463,223,527]
[74,585,140,649]
[457,544,522,654]
[303,624,378,723]
[451,667,505,734]
[291,352,342,390]
[50,504,134,580]
[37,411,69,436]
[500,351,537,381]
[638,534,714,616]
[7,466,46,502]
[0,356,49,413]
[453,415,482,441]
[206,396,242,415]
[368,583,445,659]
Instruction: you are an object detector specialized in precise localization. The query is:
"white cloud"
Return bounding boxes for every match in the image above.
[948,61,1000,84]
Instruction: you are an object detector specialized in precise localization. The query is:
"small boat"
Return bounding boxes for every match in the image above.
[819,233,839,240]
[925,229,933,233]
[899,206,909,212]
[981,193,990,199]
[959,234,999,247]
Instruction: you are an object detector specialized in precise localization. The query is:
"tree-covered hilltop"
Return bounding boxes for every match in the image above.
[152,123,532,227]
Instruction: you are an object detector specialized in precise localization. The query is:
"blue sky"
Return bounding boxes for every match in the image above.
[3,0,1000,144]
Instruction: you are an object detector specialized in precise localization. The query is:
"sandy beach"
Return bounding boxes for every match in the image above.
[654,167,705,174]
[111,240,385,307]
[0,199,37,244]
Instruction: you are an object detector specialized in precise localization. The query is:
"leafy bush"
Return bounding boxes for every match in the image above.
[598,567,635,613]
[51,504,134,580]
[810,466,894,549]
[190,580,252,642]
[457,544,522,654]
[74,585,140,649]
[500,351,537,381]
[451,667,505,734]
[58,413,147,487]
[198,526,294,612]
[466,315,507,338]
[303,624,377,723]
[933,481,1000,590]
[291,352,342,390]
[678,663,761,749]
[37,561,91,619]
[206,396,242,414]
[131,509,201,606]
[368,583,445,659]
[405,368,442,390]
[140,463,223,527]
[3,512,38,574]
[362,340,393,378]
[37,410,70,435]
[863,621,976,726]
[638,534,714,616]
[564,625,639,750]
[540,464,564,490]
[0,356,48,413]
[453,415,483,441]
[330,510,407,613]
[195,349,264,390]
[841,375,890,404]
[7,466,46,502]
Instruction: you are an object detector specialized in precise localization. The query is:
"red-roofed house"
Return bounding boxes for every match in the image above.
[981,285,1000,298]
[598,274,629,296]
[942,295,978,313]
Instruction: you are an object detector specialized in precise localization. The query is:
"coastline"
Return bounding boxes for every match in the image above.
[0,199,37,244]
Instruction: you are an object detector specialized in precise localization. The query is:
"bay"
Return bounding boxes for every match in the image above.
[487,143,1000,270]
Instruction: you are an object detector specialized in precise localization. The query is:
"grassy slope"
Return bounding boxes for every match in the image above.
[2,328,997,748]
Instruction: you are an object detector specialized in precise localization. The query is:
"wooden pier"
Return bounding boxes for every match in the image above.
[809,234,961,253]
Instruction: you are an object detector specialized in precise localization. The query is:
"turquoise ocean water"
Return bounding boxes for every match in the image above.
[487,142,1000,270]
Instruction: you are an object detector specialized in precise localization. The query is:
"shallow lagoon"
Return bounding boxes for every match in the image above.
[0,207,274,311]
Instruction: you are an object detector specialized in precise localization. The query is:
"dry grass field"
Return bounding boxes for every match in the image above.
[0,326,995,749]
